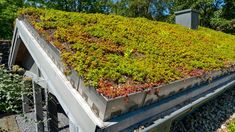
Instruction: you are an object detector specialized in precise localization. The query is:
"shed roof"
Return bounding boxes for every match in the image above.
[19,8,235,98]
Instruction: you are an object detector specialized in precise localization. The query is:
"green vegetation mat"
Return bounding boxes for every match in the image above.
[19,8,235,98]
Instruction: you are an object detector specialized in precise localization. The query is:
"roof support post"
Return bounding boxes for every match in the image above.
[22,93,30,113]
[22,79,32,114]
[33,81,44,132]
[44,87,49,131]
[46,92,59,132]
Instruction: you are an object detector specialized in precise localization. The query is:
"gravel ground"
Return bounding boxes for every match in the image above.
[0,114,19,132]
[16,111,69,132]
[170,87,235,132]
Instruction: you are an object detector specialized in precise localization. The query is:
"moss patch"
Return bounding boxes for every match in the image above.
[19,8,235,98]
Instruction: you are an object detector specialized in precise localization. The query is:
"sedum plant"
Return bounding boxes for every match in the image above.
[19,8,235,98]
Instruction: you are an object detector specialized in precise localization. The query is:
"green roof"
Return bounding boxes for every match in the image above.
[19,8,235,98]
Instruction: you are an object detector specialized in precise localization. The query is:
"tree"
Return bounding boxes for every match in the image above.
[207,0,235,34]
[0,0,24,39]
[110,0,171,20]
[167,0,224,26]
[165,0,234,34]
[0,0,234,39]
[222,0,235,20]
[0,0,112,39]
[39,0,110,13]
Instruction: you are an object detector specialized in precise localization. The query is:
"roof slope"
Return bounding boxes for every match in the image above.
[19,8,235,98]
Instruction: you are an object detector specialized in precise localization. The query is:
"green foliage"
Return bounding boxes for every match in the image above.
[23,0,171,20]
[22,0,235,35]
[109,0,171,20]
[19,8,235,97]
[166,0,235,34]
[229,118,235,132]
[211,18,235,35]
[210,9,235,35]
[25,0,111,13]
[222,0,235,20]
[0,65,30,113]
[0,0,23,39]
[1,0,234,39]
[167,0,223,26]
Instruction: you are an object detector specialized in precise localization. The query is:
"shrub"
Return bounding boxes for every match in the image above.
[0,65,30,113]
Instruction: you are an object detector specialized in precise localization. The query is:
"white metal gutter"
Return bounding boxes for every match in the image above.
[143,80,235,132]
